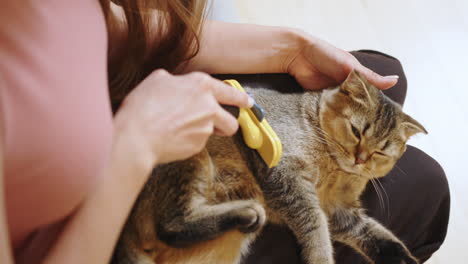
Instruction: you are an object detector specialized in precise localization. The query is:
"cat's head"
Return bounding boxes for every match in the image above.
[319,70,427,178]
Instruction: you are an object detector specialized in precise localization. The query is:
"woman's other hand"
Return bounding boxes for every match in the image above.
[113,70,252,165]
[286,31,399,90]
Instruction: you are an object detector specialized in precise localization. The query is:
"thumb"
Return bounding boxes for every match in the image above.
[357,65,399,90]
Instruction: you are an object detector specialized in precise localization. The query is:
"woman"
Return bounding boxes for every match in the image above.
[0,0,449,263]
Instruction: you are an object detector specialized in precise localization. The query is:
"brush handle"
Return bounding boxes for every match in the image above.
[222,105,240,118]
[222,104,264,121]
[221,104,263,149]
[249,103,264,121]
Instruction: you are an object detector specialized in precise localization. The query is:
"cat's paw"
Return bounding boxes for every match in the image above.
[373,240,419,264]
[235,203,266,233]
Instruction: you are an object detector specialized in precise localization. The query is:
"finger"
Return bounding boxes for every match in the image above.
[183,72,253,108]
[356,65,399,90]
[211,80,254,108]
[213,128,225,136]
[213,104,239,136]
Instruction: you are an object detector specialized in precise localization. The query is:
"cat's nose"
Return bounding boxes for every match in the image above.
[355,151,369,165]
[355,157,366,164]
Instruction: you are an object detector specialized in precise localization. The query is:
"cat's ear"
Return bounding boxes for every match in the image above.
[400,114,428,139]
[340,70,374,105]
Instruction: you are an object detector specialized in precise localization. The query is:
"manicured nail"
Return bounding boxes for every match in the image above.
[385,75,399,80]
[247,96,255,108]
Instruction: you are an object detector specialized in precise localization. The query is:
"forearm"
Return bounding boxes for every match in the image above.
[107,6,305,75]
[180,20,304,74]
[43,125,154,264]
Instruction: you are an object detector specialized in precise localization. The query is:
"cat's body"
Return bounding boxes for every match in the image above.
[112,72,425,264]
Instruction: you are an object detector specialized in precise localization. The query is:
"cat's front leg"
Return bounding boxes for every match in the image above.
[330,208,418,264]
[259,167,334,264]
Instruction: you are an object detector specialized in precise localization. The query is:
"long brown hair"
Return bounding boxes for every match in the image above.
[99,0,208,110]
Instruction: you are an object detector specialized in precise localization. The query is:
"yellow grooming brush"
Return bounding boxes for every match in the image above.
[224,79,282,168]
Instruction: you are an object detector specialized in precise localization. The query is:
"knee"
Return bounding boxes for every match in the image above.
[405,146,449,197]
[400,146,450,217]
[403,146,450,260]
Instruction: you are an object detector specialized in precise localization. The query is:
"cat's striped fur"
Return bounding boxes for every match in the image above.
[112,70,425,264]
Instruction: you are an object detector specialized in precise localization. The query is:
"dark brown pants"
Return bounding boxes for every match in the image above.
[241,50,451,264]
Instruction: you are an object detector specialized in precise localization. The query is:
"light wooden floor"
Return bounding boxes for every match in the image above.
[212,0,468,263]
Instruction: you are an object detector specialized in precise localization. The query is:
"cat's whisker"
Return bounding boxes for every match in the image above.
[328,150,351,161]
[370,178,385,215]
[313,128,329,140]
[394,164,407,176]
[310,131,350,157]
[318,135,349,157]
[315,128,333,140]
[309,134,330,145]
[315,130,347,151]
[362,167,384,211]
[364,167,390,222]
[375,178,391,221]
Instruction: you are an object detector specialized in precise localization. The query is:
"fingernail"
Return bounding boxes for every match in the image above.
[384,75,399,80]
[247,96,255,108]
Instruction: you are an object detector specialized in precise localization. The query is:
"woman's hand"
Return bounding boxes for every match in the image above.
[285,32,399,90]
[113,70,252,165]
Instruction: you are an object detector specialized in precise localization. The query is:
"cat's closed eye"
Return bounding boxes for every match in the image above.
[373,151,386,157]
[363,123,371,135]
[351,124,361,140]
[381,140,390,151]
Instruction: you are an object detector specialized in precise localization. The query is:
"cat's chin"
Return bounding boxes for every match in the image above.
[336,159,373,179]
[336,158,357,173]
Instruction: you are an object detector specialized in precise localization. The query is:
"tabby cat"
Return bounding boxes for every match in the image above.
[112,70,426,264]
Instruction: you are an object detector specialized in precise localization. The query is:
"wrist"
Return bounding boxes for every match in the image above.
[112,114,158,178]
[182,22,311,74]
[280,28,316,74]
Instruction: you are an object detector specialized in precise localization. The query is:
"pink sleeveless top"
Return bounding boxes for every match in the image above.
[0,0,113,253]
